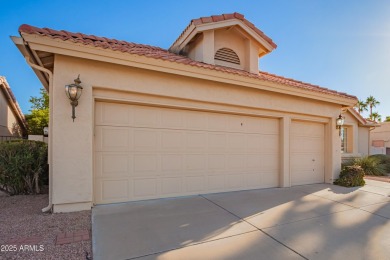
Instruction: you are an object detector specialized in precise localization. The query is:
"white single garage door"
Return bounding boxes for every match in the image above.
[94,102,280,204]
[290,121,325,186]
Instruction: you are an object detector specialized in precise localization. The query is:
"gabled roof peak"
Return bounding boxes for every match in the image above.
[170,12,277,54]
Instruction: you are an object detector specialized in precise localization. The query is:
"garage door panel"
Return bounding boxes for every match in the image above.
[185,111,208,130]
[291,121,325,186]
[162,177,183,195]
[95,102,133,126]
[246,134,262,151]
[226,174,245,189]
[208,154,226,171]
[185,154,207,172]
[134,106,161,127]
[259,118,280,134]
[261,154,279,171]
[227,154,246,169]
[94,102,280,204]
[246,173,262,188]
[208,113,228,131]
[161,154,183,174]
[161,130,184,151]
[291,121,324,137]
[95,127,131,152]
[291,137,324,153]
[133,129,159,151]
[227,133,246,150]
[186,132,207,151]
[133,154,159,176]
[261,134,279,152]
[207,175,226,191]
[208,133,226,150]
[100,153,130,176]
[261,172,279,187]
[133,178,158,198]
[185,176,204,192]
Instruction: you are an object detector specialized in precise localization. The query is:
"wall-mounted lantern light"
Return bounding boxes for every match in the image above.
[65,75,83,122]
[336,114,345,136]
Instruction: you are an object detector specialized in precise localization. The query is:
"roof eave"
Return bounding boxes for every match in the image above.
[19,33,356,107]
[11,36,50,91]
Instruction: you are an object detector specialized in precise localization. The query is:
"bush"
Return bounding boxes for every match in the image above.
[334,165,365,187]
[369,154,390,173]
[0,140,48,195]
[342,156,386,176]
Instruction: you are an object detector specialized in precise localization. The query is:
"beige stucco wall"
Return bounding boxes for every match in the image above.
[51,54,343,212]
[0,89,20,136]
[371,122,390,148]
[358,127,369,156]
[341,110,371,160]
[187,28,260,73]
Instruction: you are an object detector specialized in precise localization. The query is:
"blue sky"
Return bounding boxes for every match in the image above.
[1,1,390,119]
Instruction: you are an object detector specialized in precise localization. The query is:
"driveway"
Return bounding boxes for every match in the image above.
[92,179,390,260]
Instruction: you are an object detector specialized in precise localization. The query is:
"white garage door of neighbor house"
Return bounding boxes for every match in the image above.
[94,102,280,204]
[290,121,325,186]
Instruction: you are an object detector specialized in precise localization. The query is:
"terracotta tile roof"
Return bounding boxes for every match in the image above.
[180,12,277,49]
[19,24,357,101]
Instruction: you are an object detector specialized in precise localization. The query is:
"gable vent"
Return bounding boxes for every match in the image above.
[214,48,240,65]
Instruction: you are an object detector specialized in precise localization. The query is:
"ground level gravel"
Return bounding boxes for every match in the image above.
[0,194,91,260]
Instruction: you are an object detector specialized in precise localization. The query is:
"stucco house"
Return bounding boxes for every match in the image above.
[12,13,358,213]
[340,108,378,162]
[370,122,390,155]
[0,76,27,139]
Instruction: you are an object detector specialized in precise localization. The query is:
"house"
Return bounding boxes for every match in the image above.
[370,122,390,155]
[12,13,358,213]
[0,76,27,139]
[340,108,378,162]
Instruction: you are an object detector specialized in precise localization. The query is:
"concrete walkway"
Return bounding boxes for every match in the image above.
[92,179,390,260]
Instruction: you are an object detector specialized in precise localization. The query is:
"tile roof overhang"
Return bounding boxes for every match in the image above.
[0,77,27,134]
[346,108,379,127]
[169,12,277,55]
[14,24,357,107]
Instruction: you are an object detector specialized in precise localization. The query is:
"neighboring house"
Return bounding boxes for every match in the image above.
[12,13,358,213]
[370,122,390,155]
[341,108,378,162]
[0,76,27,139]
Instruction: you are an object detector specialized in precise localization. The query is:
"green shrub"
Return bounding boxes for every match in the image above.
[369,154,390,173]
[342,156,386,176]
[0,140,48,195]
[334,165,365,187]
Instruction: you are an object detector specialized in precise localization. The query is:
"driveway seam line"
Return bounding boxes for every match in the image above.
[199,195,308,260]
[125,230,259,260]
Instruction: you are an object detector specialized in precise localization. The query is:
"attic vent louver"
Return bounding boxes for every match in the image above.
[214,48,240,65]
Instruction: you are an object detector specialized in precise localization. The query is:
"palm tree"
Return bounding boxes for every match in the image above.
[366,95,380,118]
[370,112,382,122]
[354,100,368,114]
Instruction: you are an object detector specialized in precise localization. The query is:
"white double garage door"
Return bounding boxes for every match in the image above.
[94,102,324,204]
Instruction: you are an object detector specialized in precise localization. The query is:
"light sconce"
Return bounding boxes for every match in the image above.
[65,75,83,122]
[336,114,345,136]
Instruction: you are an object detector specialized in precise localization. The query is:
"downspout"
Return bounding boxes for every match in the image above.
[25,57,53,213]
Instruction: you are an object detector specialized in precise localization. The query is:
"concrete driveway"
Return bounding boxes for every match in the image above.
[92,179,390,260]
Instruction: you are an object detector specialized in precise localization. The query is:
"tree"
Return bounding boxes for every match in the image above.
[366,95,380,118]
[25,88,49,135]
[370,112,381,122]
[385,116,390,122]
[354,100,368,114]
